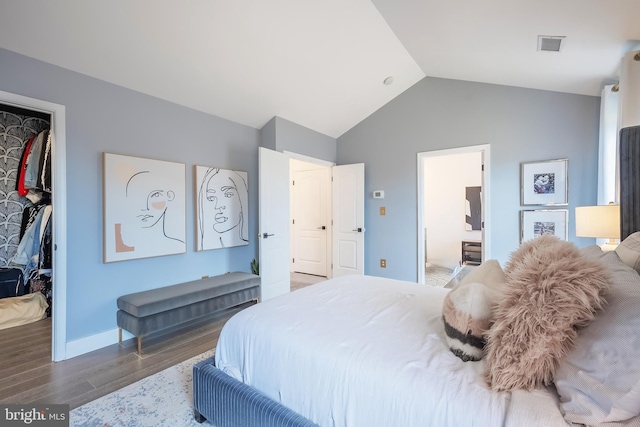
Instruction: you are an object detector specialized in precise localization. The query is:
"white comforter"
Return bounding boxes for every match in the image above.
[215,275,567,427]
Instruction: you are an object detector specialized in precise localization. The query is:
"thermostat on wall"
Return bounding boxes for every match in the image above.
[373,190,384,199]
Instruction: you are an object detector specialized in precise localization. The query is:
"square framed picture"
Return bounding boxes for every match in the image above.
[520,159,568,206]
[520,209,568,243]
[103,153,186,263]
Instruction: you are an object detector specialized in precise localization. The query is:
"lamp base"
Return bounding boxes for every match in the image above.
[600,242,618,252]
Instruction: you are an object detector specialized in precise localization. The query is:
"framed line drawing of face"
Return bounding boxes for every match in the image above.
[103,153,186,263]
[195,165,249,251]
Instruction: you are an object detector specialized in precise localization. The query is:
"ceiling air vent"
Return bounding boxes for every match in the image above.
[537,35,565,52]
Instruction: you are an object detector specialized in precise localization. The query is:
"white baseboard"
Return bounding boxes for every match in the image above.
[65,327,135,360]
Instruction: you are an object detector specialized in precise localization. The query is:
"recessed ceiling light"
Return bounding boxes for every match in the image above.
[383,76,394,85]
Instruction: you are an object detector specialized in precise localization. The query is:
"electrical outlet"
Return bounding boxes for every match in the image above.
[380,206,386,216]
[380,259,386,268]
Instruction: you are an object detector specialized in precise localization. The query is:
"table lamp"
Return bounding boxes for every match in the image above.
[575,203,621,251]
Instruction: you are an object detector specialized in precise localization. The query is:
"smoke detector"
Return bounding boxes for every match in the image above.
[537,35,566,52]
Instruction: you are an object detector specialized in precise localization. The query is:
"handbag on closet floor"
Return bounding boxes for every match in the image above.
[0,268,25,299]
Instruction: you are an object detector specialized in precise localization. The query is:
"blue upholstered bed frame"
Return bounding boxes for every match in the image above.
[193,356,319,427]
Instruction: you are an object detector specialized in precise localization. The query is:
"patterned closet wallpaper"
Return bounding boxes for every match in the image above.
[0,108,50,266]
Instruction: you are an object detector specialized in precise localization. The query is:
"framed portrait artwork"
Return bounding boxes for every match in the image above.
[520,159,568,206]
[194,165,249,251]
[520,209,568,243]
[103,153,186,263]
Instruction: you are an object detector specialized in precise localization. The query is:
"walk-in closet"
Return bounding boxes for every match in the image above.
[0,103,53,335]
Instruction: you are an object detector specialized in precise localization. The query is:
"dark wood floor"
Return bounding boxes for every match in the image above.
[0,274,324,411]
[0,306,244,410]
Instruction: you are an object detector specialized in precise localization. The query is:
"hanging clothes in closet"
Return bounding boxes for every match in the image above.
[10,201,52,314]
[0,106,52,328]
[8,127,53,316]
[16,129,52,203]
[8,121,53,316]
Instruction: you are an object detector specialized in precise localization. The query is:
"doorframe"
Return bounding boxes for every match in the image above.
[283,151,334,279]
[0,90,67,361]
[416,144,491,285]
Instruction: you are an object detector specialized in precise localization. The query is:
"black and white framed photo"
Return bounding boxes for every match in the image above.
[520,159,568,206]
[520,209,568,243]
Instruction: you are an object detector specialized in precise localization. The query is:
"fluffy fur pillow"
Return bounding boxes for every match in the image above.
[442,260,506,361]
[485,235,609,391]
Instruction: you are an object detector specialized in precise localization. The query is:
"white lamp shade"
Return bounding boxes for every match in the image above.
[575,205,621,239]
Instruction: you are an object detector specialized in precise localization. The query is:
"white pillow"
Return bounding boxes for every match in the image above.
[441,260,506,361]
[616,231,640,274]
[555,247,640,424]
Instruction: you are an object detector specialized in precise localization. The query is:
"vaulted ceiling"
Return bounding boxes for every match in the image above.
[1,0,638,137]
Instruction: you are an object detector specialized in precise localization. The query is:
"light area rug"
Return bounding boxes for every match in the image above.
[70,349,215,427]
[425,264,455,287]
[291,272,326,292]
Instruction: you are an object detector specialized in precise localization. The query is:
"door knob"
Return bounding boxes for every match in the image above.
[262,233,275,238]
[317,226,326,230]
[352,227,363,232]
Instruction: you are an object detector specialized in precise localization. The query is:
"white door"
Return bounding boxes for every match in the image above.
[259,147,290,301]
[332,163,365,277]
[292,168,329,276]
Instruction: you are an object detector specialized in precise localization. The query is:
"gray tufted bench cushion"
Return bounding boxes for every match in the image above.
[117,272,260,354]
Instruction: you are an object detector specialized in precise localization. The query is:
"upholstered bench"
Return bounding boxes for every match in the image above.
[117,272,260,354]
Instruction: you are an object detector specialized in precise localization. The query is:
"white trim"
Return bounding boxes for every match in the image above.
[282,150,335,167]
[0,90,67,361]
[65,328,134,360]
[417,144,491,285]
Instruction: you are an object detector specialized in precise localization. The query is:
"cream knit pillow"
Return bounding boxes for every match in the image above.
[442,260,506,361]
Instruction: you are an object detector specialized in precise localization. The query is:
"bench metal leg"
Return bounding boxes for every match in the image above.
[137,336,142,355]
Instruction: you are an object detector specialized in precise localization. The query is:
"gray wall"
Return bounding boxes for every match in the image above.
[260,117,277,151]
[0,47,260,342]
[261,116,337,163]
[337,77,601,282]
[0,46,601,344]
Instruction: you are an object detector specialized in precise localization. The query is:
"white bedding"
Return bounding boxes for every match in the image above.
[215,275,568,427]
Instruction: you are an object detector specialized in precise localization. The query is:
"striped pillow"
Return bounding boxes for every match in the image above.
[442,260,506,361]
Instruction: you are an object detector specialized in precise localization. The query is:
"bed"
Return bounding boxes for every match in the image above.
[194,234,640,427]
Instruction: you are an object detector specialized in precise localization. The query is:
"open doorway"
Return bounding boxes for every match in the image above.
[0,90,67,361]
[417,145,491,286]
[289,156,332,281]
[259,148,363,300]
